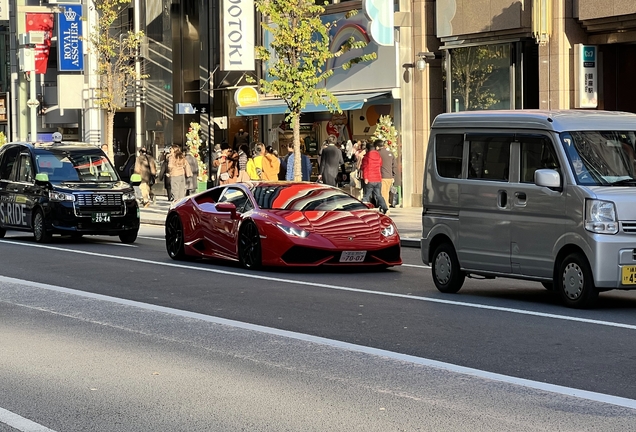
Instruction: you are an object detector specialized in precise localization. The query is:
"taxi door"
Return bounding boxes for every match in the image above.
[0,145,27,230]
[12,150,39,229]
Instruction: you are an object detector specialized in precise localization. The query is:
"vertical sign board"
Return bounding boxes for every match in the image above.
[221,0,255,71]
[57,5,84,72]
[0,0,9,21]
[574,44,597,108]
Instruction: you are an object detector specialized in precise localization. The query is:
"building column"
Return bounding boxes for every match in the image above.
[83,3,103,146]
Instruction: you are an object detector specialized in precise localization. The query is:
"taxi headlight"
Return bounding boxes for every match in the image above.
[122,192,137,201]
[48,191,75,202]
[276,224,309,238]
[585,199,618,234]
[381,224,396,237]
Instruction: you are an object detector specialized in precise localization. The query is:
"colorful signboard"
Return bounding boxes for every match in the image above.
[57,5,84,72]
[26,14,54,74]
[574,44,597,109]
[234,86,259,106]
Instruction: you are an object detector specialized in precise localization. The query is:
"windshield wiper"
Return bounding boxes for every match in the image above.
[609,178,636,186]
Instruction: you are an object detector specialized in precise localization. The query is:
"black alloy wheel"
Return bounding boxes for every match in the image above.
[557,252,598,308]
[238,221,262,270]
[431,242,465,293]
[33,209,52,243]
[119,230,138,244]
[165,213,187,260]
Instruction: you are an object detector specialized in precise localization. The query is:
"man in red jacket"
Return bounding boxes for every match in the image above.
[360,140,389,214]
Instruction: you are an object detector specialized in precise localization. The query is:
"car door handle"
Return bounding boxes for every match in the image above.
[515,192,527,201]
[498,190,508,208]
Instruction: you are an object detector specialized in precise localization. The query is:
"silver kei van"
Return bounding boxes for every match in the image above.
[421,110,636,308]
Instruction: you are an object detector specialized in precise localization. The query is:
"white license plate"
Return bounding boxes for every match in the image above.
[92,212,111,223]
[340,251,367,263]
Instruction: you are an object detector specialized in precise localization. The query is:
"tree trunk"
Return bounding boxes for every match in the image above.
[105,111,115,161]
[293,114,301,182]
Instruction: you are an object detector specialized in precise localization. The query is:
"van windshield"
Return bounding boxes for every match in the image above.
[560,131,636,186]
[35,150,120,183]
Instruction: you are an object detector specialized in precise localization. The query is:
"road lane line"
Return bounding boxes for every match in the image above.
[1,275,636,410]
[0,407,57,432]
[402,263,430,269]
[2,240,636,331]
[138,236,163,241]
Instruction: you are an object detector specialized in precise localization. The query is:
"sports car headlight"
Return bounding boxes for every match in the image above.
[276,224,309,238]
[48,191,75,202]
[122,192,137,202]
[585,199,618,234]
[381,224,396,237]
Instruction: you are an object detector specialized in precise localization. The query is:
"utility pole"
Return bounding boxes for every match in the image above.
[133,0,144,151]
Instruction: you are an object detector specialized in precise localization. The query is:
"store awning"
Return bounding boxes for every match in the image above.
[235,92,389,116]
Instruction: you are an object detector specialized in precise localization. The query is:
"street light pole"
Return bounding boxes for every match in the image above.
[134,0,143,151]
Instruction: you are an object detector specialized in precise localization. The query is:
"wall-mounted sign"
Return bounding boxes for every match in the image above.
[0,0,9,21]
[574,44,597,109]
[362,0,394,46]
[57,5,84,72]
[26,14,54,74]
[234,86,259,106]
[221,0,255,71]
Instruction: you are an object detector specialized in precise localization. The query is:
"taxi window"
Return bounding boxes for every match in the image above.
[36,151,119,182]
[0,146,21,181]
[17,154,34,183]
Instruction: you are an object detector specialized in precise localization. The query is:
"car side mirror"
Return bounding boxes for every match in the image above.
[129,173,142,186]
[535,169,561,190]
[35,173,49,183]
[216,202,238,218]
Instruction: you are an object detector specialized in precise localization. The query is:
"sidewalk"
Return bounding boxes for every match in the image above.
[140,195,422,248]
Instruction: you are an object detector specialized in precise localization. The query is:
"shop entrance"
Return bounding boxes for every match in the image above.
[600,44,636,114]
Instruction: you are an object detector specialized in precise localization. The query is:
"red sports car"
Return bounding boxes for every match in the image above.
[164,182,402,269]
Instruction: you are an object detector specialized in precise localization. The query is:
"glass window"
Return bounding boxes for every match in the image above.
[435,134,464,178]
[519,137,559,183]
[220,188,253,213]
[0,146,21,181]
[17,154,34,183]
[252,184,367,211]
[35,150,119,183]
[468,137,510,181]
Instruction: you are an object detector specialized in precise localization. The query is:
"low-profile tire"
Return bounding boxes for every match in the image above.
[557,252,598,308]
[33,209,52,243]
[238,221,262,270]
[165,213,187,260]
[431,242,465,293]
[119,230,138,244]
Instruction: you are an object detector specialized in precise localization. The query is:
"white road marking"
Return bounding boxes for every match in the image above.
[1,274,636,410]
[1,239,636,331]
[0,407,57,432]
[402,263,430,269]
[137,235,164,241]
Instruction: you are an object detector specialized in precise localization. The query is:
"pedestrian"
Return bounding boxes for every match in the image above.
[185,147,199,195]
[133,147,156,207]
[213,143,238,185]
[318,138,344,186]
[232,128,250,151]
[210,143,222,184]
[157,148,172,201]
[247,143,265,180]
[261,145,281,180]
[285,143,313,181]
[377,139,397,206]
[236,144,252,183]
[361,141,389,214]
[167,144,193,201]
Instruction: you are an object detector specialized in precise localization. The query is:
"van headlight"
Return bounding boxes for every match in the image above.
[381,223,396,237]
[48,191,75,202]
[585,200,618,234]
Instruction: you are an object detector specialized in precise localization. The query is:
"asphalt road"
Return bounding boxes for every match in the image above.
[1,226,636,431]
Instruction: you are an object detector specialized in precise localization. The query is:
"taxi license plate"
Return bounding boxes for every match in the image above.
[92,212,111,223]
[340,251,366,263]
[621,266,636,285]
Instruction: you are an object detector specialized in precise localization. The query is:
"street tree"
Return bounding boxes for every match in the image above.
[253,0,376,181]
[88,0,146,160]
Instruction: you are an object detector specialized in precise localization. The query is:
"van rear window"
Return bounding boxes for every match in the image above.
[435,134,464,178]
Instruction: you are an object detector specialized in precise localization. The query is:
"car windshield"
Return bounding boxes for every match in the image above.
[252,184,368,211]
[35,150,119,183]
[560,131,636,186]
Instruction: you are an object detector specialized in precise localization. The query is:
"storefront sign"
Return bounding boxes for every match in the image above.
[574,44,597,108]
[0,0,9,21]
[362,0,394,46]
[26,14,54,74]
[234,86,259,106]
[221,0,255,71]
[57,5,84,72]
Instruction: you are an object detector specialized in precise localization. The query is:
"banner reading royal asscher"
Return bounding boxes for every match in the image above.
[221,0,255,71]
[57,5,84,72]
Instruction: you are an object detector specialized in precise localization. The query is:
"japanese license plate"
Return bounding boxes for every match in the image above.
[340,251,366,263]
[92,212,111,223]
[621,266,636,285]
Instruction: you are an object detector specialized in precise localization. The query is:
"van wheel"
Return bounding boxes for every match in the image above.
[557,253,598,308]
[432,243,465,293]
[33,210,52,243]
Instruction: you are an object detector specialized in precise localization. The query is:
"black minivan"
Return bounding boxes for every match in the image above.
[0,140,140,243]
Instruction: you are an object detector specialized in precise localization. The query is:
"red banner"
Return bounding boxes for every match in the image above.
[25,13,54,75]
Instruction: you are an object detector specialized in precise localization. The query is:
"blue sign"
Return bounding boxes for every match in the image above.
[583,46,596,67]
[57,5,83,72]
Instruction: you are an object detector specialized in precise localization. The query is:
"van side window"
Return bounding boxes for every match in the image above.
[435,134,464,178]
[468,138,510,181]
[520,137,560,183]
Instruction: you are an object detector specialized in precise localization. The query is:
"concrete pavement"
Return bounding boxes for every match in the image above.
[140,195,422,248]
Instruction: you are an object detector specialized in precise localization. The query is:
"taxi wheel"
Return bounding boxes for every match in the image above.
[33,210,52,243]
[119,230,138,244]
[557,253,598,308]
[432,242,465,294]
[165,213,187,260]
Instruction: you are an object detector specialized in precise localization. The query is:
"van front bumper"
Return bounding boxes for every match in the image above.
[590,233,636,289]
